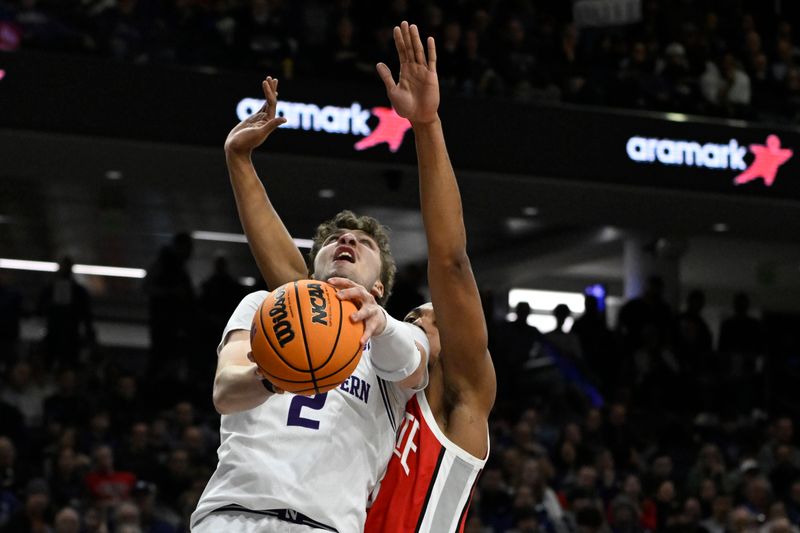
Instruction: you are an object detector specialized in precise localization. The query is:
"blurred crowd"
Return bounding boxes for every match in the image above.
[0,0,799,122]
[1,231,800,532]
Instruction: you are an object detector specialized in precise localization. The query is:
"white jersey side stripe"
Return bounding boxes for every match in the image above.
[430,456,481,532]
[376,378,396,432]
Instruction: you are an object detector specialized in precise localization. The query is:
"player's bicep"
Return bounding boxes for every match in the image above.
[427,258,496,408]
[215,330,252,376]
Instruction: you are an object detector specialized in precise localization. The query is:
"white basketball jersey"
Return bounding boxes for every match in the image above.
[191,291,415,533]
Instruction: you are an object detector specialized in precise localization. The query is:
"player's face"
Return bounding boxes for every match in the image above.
[314,229,385,297]
[404,303,441,366]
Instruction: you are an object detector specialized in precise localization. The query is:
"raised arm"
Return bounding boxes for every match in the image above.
[224,76,308,289]
[377,22,496,412]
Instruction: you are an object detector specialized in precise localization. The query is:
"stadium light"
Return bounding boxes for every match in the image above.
[0,258,146,278]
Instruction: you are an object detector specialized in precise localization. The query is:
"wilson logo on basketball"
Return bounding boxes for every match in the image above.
[251,280,364,395]
[307,282,329,326]
[270,286,295,348]
[236,98,412,153]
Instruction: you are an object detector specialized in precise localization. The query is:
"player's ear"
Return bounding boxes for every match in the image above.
[370,280,385,302]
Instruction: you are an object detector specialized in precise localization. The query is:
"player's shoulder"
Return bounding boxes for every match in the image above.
[228,290,270,325]
[240,290,269,306]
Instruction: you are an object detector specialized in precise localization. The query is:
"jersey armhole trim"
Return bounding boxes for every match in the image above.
[416,391,490,467]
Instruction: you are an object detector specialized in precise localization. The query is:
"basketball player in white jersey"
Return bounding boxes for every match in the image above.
[190,78,431,532]
[200,22,495,531]
[363,22,496,532]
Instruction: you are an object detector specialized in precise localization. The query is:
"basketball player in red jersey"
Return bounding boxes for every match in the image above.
[362,21,496,532]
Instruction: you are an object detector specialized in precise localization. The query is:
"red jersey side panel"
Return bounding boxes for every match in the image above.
[365,392,488,533]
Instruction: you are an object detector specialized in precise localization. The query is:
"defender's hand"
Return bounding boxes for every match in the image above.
[377,21,439,126]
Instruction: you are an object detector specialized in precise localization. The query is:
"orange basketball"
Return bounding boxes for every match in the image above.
[250,279,364,395]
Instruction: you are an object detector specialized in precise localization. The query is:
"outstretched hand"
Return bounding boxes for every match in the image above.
[224,76,287,155]
[377,21,440,125]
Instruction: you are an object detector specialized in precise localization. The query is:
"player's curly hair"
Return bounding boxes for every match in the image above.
[309,210,396,306]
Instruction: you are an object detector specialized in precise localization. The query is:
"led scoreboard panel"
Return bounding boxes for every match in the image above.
[2,51,798,200]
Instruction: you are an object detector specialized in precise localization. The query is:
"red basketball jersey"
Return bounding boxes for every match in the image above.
[365,391,488,533]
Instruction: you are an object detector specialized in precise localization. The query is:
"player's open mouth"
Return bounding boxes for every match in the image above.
[333,246,356,263]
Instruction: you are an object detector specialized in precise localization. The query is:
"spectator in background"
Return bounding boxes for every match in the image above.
[618,275,673,356]
[687,444,727,496]
[658,42,696,111]
[782,67,800,122]
[326,16,367,81]
[769,444,800,501]
[496,18,537,100]
[772,38,798,83]
[114,501,142,532]
[615,41,656,109]
[154,448,193,515]
[116,423,155,484]
[675,290,714,411]
[460,28,495,96]
[759,418,800,474]
[435,19,463,92]
[719,292,765,416]
[701,494,733,533]
[546,304,583,364]
[573,295,615,391]
[84,445,135,507]
[1,477,51,533]
[1,360,51,428]
[236,0,296,78]
[144,233,195,381]
[38,256,95,368]
[0,437,28,520]
[786,480,800,525]
[676,290,713,362]
[604,403,637,471]
[742,476,774,517]
[44,369,89,430]
[53,506,80,533]
[199,256,244,327]
[130,480,179,533]
[107,375,146,435]
[701,53,752,117]
[47,447,86,510]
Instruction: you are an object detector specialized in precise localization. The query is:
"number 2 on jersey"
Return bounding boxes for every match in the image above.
[287,393,328,429]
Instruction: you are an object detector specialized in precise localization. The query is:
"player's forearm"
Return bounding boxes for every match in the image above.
[225,150,309,288]
[412,117,468,264]
[212,363,271,414]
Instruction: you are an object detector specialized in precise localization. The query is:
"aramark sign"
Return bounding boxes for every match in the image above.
[627,135,793,187]
[237,98,412,153]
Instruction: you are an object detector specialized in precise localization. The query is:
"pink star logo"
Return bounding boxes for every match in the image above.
[353,107,411,153]
[733,135,793,187]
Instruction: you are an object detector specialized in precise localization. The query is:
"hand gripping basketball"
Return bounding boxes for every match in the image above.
[327,277,387,347]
